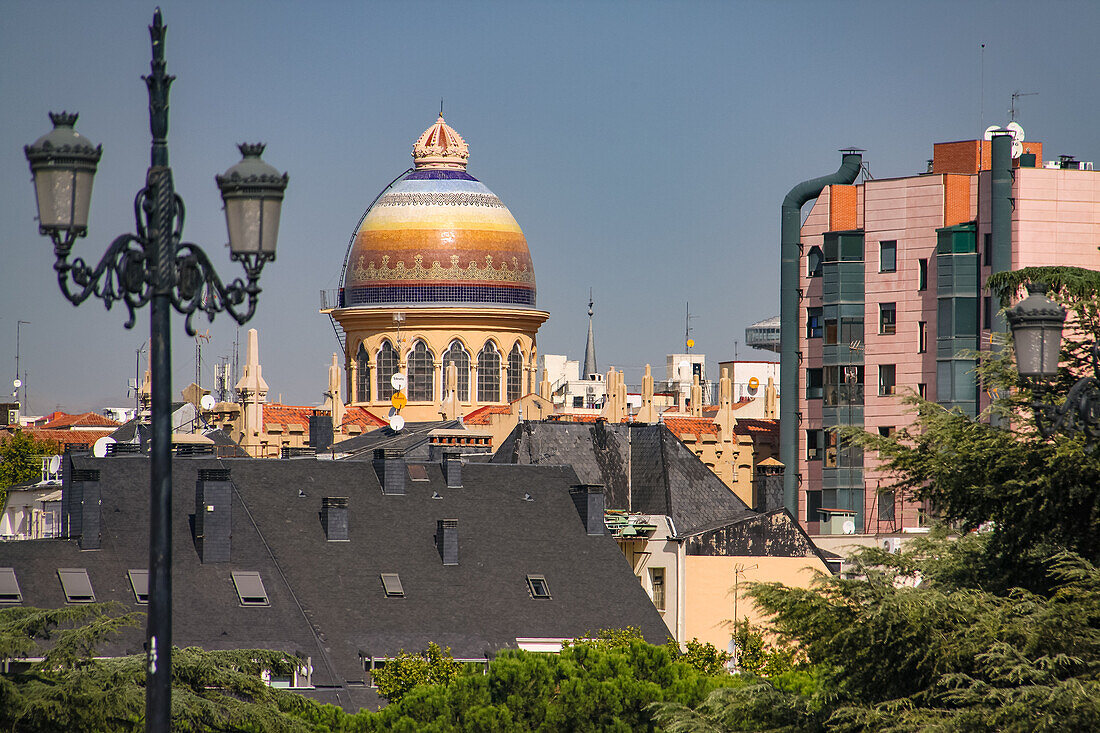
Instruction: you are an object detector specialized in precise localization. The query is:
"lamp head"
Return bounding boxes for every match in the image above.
[1006,283,1067,379]
[215,143,288,260]
[25,112,102,236]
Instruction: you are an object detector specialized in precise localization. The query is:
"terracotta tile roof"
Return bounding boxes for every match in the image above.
[40,412,121,430]
[462,405,513,425]
[263,403,386,433]
[735,418,779,437]
[662,416,720,437]
[3,426,115,448]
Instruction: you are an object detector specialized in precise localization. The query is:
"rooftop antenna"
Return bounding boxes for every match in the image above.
[1010,90,1038,122]
[685,302,696,352]
[194,329,211,388]
[14,320,29,415]
[979,44,985,133]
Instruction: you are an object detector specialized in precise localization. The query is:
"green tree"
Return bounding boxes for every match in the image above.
[372,642,463,704]
[351,636,739,732]
[648,266,1100,731]
[0,431,59,507]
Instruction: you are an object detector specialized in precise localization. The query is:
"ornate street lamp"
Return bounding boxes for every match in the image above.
[1005,283,1100,442]
[24,10,287,732]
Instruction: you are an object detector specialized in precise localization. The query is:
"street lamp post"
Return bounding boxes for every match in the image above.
[23,10,287,732]
[1005,283,1100,442]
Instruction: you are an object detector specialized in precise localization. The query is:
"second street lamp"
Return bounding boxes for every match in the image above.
[23,10,287,732]
[1006,283,1100,443]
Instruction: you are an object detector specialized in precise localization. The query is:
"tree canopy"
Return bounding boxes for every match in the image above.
[0,430,59,506]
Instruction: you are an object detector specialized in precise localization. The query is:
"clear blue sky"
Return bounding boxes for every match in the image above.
[3,0,1099,413]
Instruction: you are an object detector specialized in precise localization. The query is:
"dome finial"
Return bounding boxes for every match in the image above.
[412,113,469,170]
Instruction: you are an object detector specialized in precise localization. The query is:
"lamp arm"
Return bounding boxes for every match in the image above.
[170,242,266,336]
[1032,375,1100,444]
[54,231,152,330]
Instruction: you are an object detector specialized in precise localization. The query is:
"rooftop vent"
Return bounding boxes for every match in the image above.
[436,519,458,565]
[281,446,316,459]
[106,442,142,455]
[321,497,349,541]
[175,443,214,457]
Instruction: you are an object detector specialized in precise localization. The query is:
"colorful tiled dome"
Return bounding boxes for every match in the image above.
[342,117,536,308]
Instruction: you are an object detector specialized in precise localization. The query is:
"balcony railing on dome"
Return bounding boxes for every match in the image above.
[319,288,345,310]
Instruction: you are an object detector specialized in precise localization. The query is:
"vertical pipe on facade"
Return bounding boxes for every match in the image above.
[780,152,863,518]
[990,132,1013,331]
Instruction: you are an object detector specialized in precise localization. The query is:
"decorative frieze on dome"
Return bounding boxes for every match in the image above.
[351,253,535,285]
[412,115,469,170]
[375,191,505,209]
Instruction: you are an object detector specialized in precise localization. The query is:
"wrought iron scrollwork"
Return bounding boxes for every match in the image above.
[1030,344,1100,444]
[50,173,271,336]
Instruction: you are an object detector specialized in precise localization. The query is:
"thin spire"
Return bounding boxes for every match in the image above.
[583,289,597,379]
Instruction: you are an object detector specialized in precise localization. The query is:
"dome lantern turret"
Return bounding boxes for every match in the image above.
[412,115,469,170]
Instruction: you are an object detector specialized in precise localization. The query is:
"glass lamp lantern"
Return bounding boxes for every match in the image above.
[24,112,102,237]
[216,143,289,260]
[1006,283,1067,379]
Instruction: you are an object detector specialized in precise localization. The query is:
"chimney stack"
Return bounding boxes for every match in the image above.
[321,497,349,541]
[442,449,462,488]
[310,410,334,452]
[195,469,232,563]
[373,448,406,495]
[570,485,606,535]
[63,465,101,550]
[436,519,458,565]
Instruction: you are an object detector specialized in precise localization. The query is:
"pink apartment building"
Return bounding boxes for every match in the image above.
[795,133,1100,536]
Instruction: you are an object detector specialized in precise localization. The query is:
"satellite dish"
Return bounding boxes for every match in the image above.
[842,520,856,535]
[1006,121,1025,141]
[1011,140,1024,159]
[49,455,61,473]
[983,125,1000,141]
[12,379,21,389]
[390,372,407,391]
[92,436,116,458]
[200,394,216,411]
[389,414,405,432]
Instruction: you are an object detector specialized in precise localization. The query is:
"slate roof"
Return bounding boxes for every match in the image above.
[1,452,668,710]
[331,420,465,460]
[493,421,754,534]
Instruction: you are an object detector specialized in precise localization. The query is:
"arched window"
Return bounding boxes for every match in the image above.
[376,340,398,401]
[507,343,524,402]
[407,340,435,402]
[442,341,470,401]
[477,342,501,403]
[356,342,371,403]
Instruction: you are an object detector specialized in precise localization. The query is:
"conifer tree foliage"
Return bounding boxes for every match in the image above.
[0,603,333,732]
